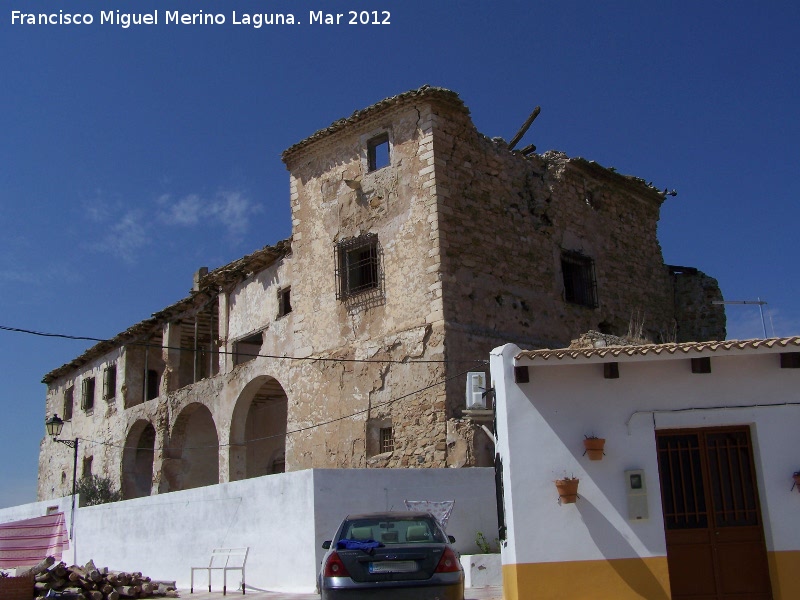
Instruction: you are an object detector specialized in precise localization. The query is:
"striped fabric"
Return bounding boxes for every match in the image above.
[0,513,69,568]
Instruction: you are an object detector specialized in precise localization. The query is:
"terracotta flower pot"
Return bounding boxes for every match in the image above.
[583,437,606,461]
[555,478,579,504]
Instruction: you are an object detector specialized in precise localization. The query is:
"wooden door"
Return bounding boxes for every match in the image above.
[656,427,772,600]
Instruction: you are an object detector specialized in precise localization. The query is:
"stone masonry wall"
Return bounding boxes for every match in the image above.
[284,101,451,469]
[426,101,703,419]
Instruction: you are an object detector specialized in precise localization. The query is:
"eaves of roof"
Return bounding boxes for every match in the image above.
[42,239,291,385]
[515,337,800,363]
[281,85,467,164]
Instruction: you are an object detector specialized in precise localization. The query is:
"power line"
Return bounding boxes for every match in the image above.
[76,362,486,451]
[1,324,486,365]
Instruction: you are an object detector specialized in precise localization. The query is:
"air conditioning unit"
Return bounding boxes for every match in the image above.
[465,372,487,409]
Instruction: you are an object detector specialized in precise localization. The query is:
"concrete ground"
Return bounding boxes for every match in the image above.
[180,585,503,599]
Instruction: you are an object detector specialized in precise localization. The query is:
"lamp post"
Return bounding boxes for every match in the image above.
[45,414,78,543]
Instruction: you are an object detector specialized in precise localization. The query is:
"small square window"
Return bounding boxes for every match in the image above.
[81,377,95,411]
[278,287,292,317]
[379,427,394,453]
[561,251,598,308]
[367,133,390,172]
[103,363,117,401]
[335,234,382,300]
[63,386,74,421]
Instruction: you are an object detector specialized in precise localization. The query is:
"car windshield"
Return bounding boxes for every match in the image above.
[339,516,446,545]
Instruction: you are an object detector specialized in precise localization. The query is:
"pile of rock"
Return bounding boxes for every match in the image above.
[26,556,178,599]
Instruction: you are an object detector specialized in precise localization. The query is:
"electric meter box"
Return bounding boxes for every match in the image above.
[625,469,649,521]
[465,372,487,409]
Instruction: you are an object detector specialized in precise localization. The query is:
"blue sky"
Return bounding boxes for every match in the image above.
[1,1,798,508]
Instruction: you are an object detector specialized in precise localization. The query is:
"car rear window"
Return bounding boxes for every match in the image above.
[340,518,445,545]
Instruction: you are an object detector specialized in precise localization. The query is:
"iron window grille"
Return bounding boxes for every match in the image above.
[561,251,598,308]
[335,233,383,300]
[379,427,394,453]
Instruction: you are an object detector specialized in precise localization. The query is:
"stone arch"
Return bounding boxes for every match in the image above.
[121,419,156,500]
[229,375,288,481]
[163,403,219,492]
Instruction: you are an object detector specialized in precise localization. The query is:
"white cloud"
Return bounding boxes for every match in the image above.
[158,193,203,226]
[93,210,148,264]
[157,189,261,237]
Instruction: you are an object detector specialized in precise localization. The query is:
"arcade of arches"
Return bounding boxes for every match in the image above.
[120,376,288,499]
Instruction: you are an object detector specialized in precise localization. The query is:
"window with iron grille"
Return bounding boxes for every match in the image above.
[277,286,292,317]
[335,234,382,300]
[561,251,598,308]
[103,363,117,401]
[367,133,390,172]
[63,386,74,421]
[379,427,394,453]
[81,377,95,411]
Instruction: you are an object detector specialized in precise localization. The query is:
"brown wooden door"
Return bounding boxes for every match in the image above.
[656,427,772,600]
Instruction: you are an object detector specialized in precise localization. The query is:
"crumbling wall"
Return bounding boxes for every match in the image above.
[425,101,689,425]
[672,268,726,342]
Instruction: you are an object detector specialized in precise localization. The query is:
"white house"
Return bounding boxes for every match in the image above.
[490,337,800,600]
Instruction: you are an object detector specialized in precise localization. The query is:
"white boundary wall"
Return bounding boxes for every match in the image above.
[1,468,495,592]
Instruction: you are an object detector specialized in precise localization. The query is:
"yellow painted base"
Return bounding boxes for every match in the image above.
[768,550,800,600]
[502,557,671,600]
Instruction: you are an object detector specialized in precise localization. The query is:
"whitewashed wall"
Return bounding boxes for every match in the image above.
[1,467,495,592]
[490,342,800,567]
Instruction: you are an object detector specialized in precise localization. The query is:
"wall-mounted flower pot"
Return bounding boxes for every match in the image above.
[555,478,579,504]
[583,437,606,461]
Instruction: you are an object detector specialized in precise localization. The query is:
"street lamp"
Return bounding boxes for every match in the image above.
[45,414,78,542]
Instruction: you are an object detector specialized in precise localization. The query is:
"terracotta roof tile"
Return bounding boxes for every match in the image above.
[515,337,800,362]
[281,85,467,163]
[42,239,291,384]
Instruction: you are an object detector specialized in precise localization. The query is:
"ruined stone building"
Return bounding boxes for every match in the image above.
[38,86,725,501]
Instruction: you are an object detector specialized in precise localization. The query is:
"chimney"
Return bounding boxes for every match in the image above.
[193,267,209,291]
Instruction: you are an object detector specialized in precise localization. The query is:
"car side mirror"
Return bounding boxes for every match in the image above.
[448,535,456,543]
[322,540,331,550]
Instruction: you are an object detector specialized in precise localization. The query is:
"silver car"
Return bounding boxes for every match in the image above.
[319,511,465,600]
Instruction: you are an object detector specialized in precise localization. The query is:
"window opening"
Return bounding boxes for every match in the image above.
[146,369,159,401]
[81,377,95,411]
[561,251,598,308]
[335,234,382,300]
[63,386,74,421]
[82,456,93,479]
[234,332,263,366]
[367,133,390,172]
[379,427,394,453]
[278,287,292,317]
[103,363,117,401]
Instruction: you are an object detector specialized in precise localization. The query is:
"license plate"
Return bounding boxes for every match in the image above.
[368,560,418,573]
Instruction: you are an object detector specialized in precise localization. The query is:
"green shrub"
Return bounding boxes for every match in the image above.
[76,475,122,506]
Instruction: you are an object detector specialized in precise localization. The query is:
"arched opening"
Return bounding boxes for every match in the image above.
[229,376,288,481]
[121,420,156,500]
[163,403,219,492]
